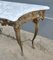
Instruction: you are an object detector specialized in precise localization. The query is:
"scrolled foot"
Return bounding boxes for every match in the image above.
[32,44,35,49]
[0,28,3,34]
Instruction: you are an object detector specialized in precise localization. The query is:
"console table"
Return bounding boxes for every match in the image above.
[0,1,50,55]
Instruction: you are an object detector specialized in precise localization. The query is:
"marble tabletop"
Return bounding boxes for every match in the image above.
[0,1,50,21]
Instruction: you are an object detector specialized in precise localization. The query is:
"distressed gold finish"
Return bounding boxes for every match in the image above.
[0,10,45,56]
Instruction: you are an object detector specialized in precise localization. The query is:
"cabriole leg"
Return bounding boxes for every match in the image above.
[14,26,23,56]
[32,18,39,49]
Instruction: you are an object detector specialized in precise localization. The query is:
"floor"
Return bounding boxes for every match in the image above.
[0,25,53,60]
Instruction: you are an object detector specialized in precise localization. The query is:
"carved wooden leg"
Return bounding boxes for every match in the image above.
[32,18,39,49]
[14,26,23,56]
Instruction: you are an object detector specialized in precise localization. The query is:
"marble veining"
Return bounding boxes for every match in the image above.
[0,1,50,21]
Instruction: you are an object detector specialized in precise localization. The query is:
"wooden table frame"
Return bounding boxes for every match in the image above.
[0,10,45,55]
